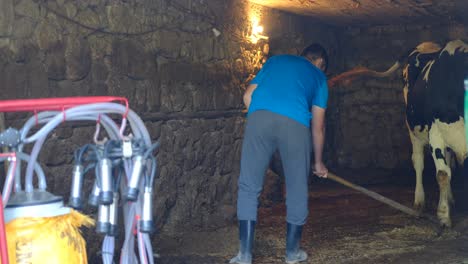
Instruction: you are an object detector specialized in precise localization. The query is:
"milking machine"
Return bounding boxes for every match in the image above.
[0,96,159,264]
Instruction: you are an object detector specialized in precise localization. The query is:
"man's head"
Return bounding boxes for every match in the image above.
[301,43,328,72]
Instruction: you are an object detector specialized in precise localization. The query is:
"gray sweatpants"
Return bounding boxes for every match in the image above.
[237,110,312,225]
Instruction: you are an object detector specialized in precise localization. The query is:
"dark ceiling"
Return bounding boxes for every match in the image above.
[249,0,468,26]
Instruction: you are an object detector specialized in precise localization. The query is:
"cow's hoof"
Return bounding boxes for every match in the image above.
[448,196,455,205]
[439,218,452,228]
[414,203,425,213]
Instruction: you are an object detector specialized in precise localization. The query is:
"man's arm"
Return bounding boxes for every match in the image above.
[311,105,328,178]
[243,84,257,111]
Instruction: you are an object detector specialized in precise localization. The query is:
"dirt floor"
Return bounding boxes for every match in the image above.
[154,182,468,264]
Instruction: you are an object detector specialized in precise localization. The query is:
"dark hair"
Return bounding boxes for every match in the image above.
[301,43,329,72]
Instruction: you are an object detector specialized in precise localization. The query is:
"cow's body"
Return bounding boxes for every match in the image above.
[404,40,468,226]
[329,39,468,226]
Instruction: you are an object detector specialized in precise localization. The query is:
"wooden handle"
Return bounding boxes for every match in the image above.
[327,172,420,217]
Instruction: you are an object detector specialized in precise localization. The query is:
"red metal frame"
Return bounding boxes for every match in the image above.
[0,96,129,117]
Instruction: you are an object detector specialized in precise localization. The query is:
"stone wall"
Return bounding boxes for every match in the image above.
[328,22,467,183]
[0,0,340,236]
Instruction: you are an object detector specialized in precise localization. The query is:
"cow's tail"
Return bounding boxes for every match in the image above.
[328,61,402,88]
[366,61,402,77]
[327,42,443,88]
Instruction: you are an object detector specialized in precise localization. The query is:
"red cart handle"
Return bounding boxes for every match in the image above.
[0,96,129,118]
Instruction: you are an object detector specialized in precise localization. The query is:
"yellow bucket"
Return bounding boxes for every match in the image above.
[3,209,94,264]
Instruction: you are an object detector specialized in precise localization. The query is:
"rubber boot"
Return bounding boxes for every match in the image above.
[230,220,256,264]
[464,159,468,205]
[285,223,308,264]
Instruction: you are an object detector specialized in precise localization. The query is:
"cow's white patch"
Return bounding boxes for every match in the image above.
[442,39,468,55]
[411,125,429,143]
[402,64,409,81]
[433,117,467,164]
[415,42,441,54]
[422,60,435,81]
[409,49,418,57]
[415,54,420,67]
[402,65,409,104]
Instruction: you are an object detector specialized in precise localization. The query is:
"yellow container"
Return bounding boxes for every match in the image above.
[3,209,94,264]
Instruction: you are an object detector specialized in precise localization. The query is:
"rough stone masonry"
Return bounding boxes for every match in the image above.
[0,0,341,236]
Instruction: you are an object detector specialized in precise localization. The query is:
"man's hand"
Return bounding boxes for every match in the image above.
[313,162,328,178]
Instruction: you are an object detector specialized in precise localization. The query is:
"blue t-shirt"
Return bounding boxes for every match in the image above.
[248,55,328,127]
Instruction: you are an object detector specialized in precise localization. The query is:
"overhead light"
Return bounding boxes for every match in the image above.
[249,17,269,44]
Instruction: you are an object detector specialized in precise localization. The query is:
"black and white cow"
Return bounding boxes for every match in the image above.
[329,39,468,226]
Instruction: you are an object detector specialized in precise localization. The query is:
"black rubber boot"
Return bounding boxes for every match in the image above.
[229,220,256,264]
[464,158,468,200]
[285,223,308,264]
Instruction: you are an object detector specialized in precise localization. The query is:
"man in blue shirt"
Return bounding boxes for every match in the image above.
[230,44,329,264]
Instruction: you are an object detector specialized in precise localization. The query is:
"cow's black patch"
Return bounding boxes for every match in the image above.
[423,44,467,124]
[405,51,439,130]
[405,42,467,130]
[435,148,447,165]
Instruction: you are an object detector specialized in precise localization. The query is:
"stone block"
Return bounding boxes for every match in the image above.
[65,37,92,81]
[0,0,13,37]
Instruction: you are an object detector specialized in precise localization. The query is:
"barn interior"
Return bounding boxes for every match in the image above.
[0,0,467,263]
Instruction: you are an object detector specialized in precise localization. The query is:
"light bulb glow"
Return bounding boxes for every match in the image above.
[249,16,268,44]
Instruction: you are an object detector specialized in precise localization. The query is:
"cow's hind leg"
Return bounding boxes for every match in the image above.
[443,118,468,210]
[409,131,426,212]
[429,124,452,227]
[445,149,455,204]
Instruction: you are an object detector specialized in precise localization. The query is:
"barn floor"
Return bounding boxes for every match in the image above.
[154,178,468,264]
